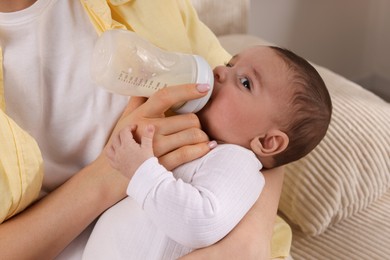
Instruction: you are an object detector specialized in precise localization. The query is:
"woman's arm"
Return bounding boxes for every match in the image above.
[0,155,125,260]
[0,84,211,259]
[181,166,285,260]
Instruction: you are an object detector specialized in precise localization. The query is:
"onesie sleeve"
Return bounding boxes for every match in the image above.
[127,145,264,248]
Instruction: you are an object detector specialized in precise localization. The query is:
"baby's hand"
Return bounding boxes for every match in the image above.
[105,124,155,179]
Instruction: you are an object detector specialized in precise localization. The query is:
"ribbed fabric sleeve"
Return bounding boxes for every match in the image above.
[127,144,264,248]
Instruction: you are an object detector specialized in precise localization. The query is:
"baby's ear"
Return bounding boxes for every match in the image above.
[250,130,289,158]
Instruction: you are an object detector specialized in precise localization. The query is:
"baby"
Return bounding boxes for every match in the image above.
[83,45,332,259]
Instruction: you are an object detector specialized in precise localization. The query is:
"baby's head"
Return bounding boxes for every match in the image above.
[266,46,332,168]
[197,45,332,168]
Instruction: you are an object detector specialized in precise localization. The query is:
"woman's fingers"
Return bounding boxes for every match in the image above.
[109,84,208,141]
[139,84,210,117]
[152,113,201,135]
[122,97,147,117]
[153,127,209,157]
[158,143,211,171]
[107,83,213,169]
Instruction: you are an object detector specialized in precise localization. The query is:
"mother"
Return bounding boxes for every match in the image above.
[0,0,286,259]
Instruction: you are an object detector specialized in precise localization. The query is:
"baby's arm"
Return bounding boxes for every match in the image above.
[106,127,264,249]
[127,145,264,249]
[105,124,155,180]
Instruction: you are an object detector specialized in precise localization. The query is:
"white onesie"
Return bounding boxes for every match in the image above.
[83,144,264,260]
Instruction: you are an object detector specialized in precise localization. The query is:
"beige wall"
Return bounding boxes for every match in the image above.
[248,0,390,99]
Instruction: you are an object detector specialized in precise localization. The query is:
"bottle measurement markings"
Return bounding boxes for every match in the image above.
[118,71,168,90]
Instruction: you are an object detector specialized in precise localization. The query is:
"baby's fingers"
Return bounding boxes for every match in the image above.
[119,125,137,146]
[141,124,155,151]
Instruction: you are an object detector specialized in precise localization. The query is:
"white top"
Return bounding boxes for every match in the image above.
[83,144,264,260]
[0,0,129,192]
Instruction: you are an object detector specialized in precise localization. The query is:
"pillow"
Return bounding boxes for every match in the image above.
[279,65,390,236]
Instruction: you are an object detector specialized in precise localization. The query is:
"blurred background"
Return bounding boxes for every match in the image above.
[248,0,390,101]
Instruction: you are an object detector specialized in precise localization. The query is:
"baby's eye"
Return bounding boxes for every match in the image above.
[225,62,233,68]
[240,77,251,90]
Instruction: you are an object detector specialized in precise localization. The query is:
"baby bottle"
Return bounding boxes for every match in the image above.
[90,29,214,113]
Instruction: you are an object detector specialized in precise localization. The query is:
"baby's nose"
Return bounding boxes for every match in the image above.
[213,66,227,82]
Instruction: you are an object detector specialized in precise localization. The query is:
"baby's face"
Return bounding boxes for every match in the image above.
[197,46,292,148]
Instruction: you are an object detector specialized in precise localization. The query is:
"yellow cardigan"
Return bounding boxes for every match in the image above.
[0,0,291,257]
[0,0,231,223]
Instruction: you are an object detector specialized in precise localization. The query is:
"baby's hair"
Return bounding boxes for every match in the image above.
[269,46,332,168]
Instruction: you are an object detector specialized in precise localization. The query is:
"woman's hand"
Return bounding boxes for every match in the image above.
[0,83,214,260]
[108,83,213,170]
